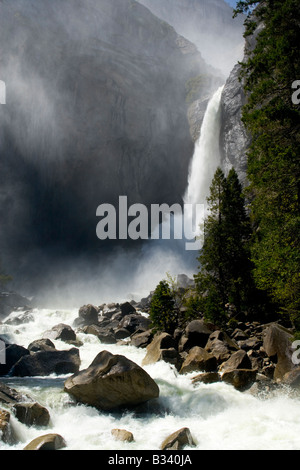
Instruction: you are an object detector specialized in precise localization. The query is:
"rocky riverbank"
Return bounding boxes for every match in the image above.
[1,284,300,450]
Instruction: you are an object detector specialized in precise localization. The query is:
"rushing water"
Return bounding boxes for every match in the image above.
[1,306,300,451]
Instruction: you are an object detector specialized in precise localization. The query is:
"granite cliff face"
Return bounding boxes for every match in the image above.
[0,0,219,286]
[137,0,245,77]
[219,63,250,184]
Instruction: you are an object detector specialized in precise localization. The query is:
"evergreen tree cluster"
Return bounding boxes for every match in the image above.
[150,0,299,333]
[234,0,300,327]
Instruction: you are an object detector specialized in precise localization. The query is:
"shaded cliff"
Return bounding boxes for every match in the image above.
[137,0,245,76]
[0,0,220,291]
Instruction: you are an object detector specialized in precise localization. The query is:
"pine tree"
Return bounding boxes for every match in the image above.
[149,280,177,334]
[195,167,254,323]
[234,0,300,327]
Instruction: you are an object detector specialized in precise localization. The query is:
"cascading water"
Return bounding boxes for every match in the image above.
[1,86,300,451]
[1,308,300,450]
[183,85,224,247]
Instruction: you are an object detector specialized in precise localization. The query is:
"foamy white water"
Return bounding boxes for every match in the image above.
[1,307,300,451]
[183,86,224,247]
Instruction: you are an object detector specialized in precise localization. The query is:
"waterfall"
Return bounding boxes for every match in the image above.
[183,85,224,245]
[184,85,224,207]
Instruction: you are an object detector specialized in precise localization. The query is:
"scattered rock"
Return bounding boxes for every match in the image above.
[13,402,50,427]
[120,302,136,317]
[111,428,134,442]
[42,323,77,344]
[0,382,34,405]
[73,304,99,328]
[82,324,117,344]
[130,329,154,348]
[179,346,217,375]
[0,408,15,444]
[0,343,30,376]
[282,367,300,389]
[179,320,213,352]
[23,433,66,450]
[64,350,159,411]
[161,427,196,450]
[118,314,151,335]
[28,338,56,353]
[142,332,176,366]
[221,369,257,391]
[10,348,80,377]
[3,310,34,326]
[219,349,252,373]
[263,323,295,380]
[191,372,221,385]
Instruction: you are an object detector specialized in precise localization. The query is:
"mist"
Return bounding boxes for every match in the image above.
[0,0,244,307]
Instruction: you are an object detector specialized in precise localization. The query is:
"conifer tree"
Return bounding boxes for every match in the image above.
[195,167,254,323]
[234,0,300,327]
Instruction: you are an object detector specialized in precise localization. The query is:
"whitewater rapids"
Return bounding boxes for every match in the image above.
[1,307,300,451]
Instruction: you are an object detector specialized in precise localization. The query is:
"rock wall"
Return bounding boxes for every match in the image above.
[0,0,218,285]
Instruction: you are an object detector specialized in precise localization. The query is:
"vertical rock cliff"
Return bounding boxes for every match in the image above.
[0,0,221,290]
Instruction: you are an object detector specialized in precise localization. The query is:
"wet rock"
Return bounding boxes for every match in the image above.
[10,348,80,377]
[64,350,159,411]
[0,343,30,376]
[179,319,213,352]
[43,323,77,344]
[23,433,66,450]
[13,402,50,427]
[179,346,217,375]
[82,324,117,344]
[191,372,221,385]
[0,408,15,444]
[221,369,257,391]
[282,367,300,389]
[130,329,154,349]
[263,323,295,380]
[120,302,136,317]
[0,382,34,405]
[3,310,34,326]
[73,304,99,328]
[142,332,176,366]
[118,314,151,335]
[161,427,196,450]
[219,349,252,373]
[28,338,56,353]
[111,428,134,442]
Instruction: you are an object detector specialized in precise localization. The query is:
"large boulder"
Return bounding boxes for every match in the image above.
[179,346,217,375]
[82,324,117,344]
[73,304,99,328]
[118,314,151,335]
[42,323,77,344]
[10,348,80,377]
[179,320,213,352]
[0,343,30,376]
[13,402,50,427]
[263,323,295,380]
[219,349,252,373]
[222,369,257,391]
[142,332,176,366]
[64,350,159,411]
